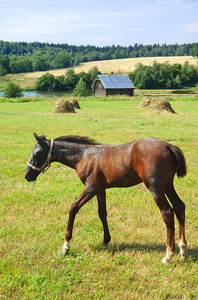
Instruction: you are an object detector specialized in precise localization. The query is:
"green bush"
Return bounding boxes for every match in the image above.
[3,82,23,98]
[73,78,89,96]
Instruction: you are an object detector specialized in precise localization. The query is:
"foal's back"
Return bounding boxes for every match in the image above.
[76,138,175,189]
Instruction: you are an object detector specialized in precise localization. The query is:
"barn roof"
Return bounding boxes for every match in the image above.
[92,75,135,89]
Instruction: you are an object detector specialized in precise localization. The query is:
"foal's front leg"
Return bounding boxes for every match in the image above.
[63,185,96,256]
[97,190,111,245]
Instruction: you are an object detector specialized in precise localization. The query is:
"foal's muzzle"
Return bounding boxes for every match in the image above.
[24,166,39,182]
[24,172,37,182]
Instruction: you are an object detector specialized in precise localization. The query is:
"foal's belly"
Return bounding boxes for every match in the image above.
[103,165,142,188]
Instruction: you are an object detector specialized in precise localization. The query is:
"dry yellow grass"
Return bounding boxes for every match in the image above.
[3,56,198,89]
[52,99,76,114]
[73,55,198,74]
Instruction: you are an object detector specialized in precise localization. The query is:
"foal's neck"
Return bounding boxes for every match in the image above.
[53,141,85,169]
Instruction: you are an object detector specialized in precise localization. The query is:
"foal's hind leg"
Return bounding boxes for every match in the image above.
[165,183,187,260]
[97,190,111,245]
[150,189,175,263]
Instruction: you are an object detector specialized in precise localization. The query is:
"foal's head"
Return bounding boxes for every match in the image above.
[24,133,51,182]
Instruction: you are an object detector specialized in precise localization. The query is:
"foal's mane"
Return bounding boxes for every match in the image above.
[54,135,100,145]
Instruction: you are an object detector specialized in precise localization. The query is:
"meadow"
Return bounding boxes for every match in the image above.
[0,95,198,299]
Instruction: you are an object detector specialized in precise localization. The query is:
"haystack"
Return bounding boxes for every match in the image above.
[148,97,176,114]
[139,97,153,107]
[52,99,76,114]
[68,97,80,109]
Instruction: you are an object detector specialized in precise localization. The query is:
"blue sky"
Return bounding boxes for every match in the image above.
[0,0,197,46]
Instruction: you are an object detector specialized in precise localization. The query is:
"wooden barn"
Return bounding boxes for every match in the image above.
[92,74,135,97]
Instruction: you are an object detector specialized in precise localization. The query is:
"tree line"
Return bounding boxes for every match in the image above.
[128,61,198,89]
[0,40,198,75]
[35,67,101,96]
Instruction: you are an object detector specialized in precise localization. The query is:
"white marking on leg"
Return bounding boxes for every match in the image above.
[179,240,187,260]
[162,247,174,263]
[63,241,70,255]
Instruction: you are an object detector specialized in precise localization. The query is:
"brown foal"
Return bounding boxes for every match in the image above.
[25,134,187,263]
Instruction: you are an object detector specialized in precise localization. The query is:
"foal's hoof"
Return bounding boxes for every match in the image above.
[103,236,111,245]
[162,251,174,263]
[63,241,70,256]
[179,241,187,261]
[63,248,70,257]
[162,257,170,264]
[180,253,187,261]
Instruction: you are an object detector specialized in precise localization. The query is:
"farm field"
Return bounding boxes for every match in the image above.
[1,55,197,90]
[0,95,198,299]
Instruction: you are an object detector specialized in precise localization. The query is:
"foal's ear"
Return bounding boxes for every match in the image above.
[33,133,47,149]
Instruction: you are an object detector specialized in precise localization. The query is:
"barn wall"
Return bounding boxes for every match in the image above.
[106,88,134,96]
[94,81,106,97]
[123,89,134,96]
[106,89,122,96]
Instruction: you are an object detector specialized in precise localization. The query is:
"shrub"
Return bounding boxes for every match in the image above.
[73,78,89,97]
[3,82,23,98]
[35,73,55,91]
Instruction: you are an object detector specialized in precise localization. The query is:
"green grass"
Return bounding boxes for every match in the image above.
[1,95,198,299]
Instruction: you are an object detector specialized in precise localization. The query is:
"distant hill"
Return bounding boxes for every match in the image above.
[3,56,197,89]
[71,56,198,75]
[26,55,197,77]
[1,40,198,76]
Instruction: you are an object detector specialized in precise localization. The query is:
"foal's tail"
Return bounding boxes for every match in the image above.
[168,144,187,178]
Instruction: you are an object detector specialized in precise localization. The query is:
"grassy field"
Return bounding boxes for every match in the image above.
[0,55,197,90]
[1,95,198,299]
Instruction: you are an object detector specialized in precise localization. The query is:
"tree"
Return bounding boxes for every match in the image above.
[65,68,75,76]
[88,66,101,86]
[0,55,10,75]
[3,82,23,98]
[9,57,33,73]
[32,53,49,71]
[73,57,80,66]
[174,75,182,88]
[64,70,78,91]
[53,75,67,91]
[35,73,55,91]
[50,52,71,69]
[191,43,198,57]
[73,78,89,96]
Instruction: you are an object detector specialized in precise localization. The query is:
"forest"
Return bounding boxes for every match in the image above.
[0,40,198,76]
